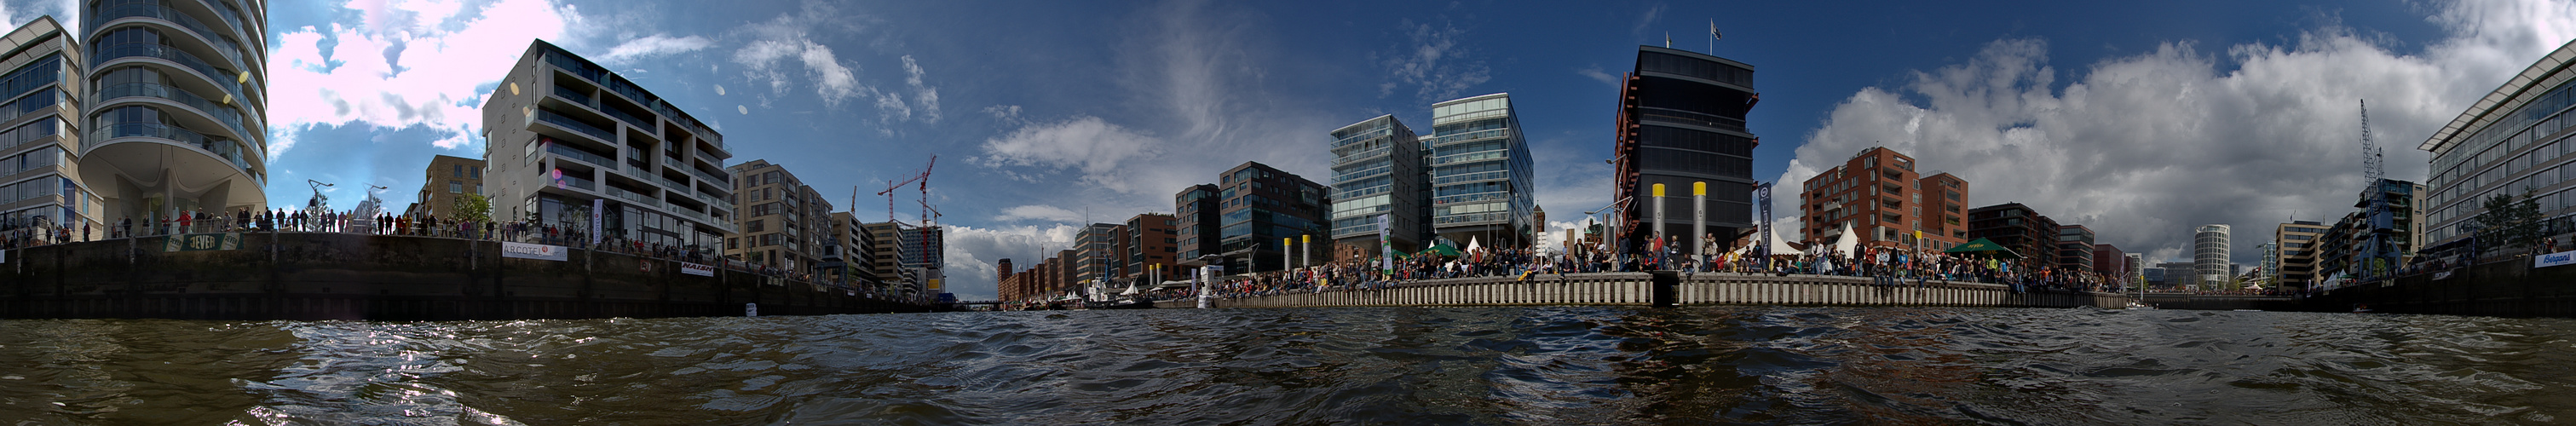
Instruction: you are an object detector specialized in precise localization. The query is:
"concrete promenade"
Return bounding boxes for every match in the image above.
[1157,272,2131,309]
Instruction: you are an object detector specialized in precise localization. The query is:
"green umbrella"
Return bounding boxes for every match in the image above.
[1418,244,1463,258]
[1941,238,2023,259]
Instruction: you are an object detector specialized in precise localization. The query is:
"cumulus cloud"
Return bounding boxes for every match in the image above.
[1378,18,1491,102]
[268,0,579,156]
[1576,66,1620,85]
[1772,0,2576,265]
[941,223,1080,301]
[974,116,1161,193]
[994,204,1085,223]
[601,33,712,64]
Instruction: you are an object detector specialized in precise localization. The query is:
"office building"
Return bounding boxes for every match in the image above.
[725,159,832,273]
[1175,183,1220,261]
[1075,222,1121,290]
[1798,147,1970,250]
[0,17,95,233]
[2195,224,2232,290]
[405,155,486,218]
[2274,221,2325,287]
[2055,225,2095,273]
[1967,203,2057,268]
[2092,244,2125,279]
[2316,179,2426,284]
[1329,115,1426,260]
[863,222,917,294]
[1427,93,1536,247]
[1123,213,1179,284]
[2124,252,2145,286]
[821,211,879,288]
[2421,38,2576,251]
[482,40,734,250]
[1184,161,1328,273]
[81,1,274,229]
[1612,45,1758,257]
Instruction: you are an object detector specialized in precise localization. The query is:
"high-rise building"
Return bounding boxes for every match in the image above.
[1075,222,1121,291]
[2093,244,2125,279]
[2124,252,2145,287]
[2420,38,2576,252]
[1123,213,1179,284]
[1967,203,2056,268]
[406,155,486,218]
[1427,93,1536,247]
[2195,224,2232,290]
[1175,183,1219,260]
[1613,45,1758,257]
[823,211,880,288]
[2152,261,2197,290]
[0,17,91,234]
[482,40,734,250]
[2274,221,2325,287]
[1184,161,1329,273]
[1797,147,1970,250]
[726,159,832,272]
[863,222,917,294]
[2055,225,2095,273]
[81,1,274,229]
[1329,115,1426,260]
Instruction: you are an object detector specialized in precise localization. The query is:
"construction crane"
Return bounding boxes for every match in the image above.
[2356,100,2398,282]
[875,156,940,296]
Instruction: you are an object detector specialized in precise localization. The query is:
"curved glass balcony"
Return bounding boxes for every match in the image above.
[89,3,247,66]
[92,82,254,141]
[86,121,254,178]
[91,43,257,109]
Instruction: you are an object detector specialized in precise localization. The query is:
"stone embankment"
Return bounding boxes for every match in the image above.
[1160,272,2130,309]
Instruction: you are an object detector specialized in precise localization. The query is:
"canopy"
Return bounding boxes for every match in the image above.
[1418,244,1463,258]
[1941,238,2023,258]
[1466,237,1481,253]
[1832,222,1859,258]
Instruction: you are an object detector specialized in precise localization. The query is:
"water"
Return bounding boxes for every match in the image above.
[3,307,2572,424]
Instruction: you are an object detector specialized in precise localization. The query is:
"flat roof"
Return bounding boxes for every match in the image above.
[2421,38,2576,154]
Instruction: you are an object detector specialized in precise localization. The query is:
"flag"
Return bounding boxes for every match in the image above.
[1711,20,1720,40]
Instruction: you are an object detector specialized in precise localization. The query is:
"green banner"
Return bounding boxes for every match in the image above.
[164,233,242,252]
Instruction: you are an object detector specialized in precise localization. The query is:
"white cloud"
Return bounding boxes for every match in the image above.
[1576,66,1620,85]
[941,223,1081,301]
[601,34,712,64]
[1378,18,1490,102]
[1772,0,2576,266]
[973,116,1161,193]
[994,204,1084,223]
[268,0,580,156]
[902,55,942,124]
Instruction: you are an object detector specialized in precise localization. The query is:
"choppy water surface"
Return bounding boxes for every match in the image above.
[3,307,2573,424]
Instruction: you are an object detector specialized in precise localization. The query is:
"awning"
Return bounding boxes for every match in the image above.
[1941,238,2023,259]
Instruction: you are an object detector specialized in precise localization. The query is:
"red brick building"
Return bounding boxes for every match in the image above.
[1797,147,1970,250]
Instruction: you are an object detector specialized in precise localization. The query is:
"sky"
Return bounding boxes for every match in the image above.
[2,0,2570,301]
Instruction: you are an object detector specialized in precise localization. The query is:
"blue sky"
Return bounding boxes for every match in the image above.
[3,0,2571,300]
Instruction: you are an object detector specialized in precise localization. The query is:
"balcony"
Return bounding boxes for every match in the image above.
[689,166,728,186]
[88,122,250,175]
[550,170,596,191]
[653,173,689,192]
[544,141,614,168]
[1436,211,1511,225]
[1431,150,1507,166]
[1432,193,1509,205]
[606,185,658,208]
[1432,170,1508,186]
[534,108,614,141]
[93,83,255,141]
[1331,127,1392,148]
[1331,147,1390,166]
[91,43,254,107]
[90,2,247,66]
[1331,164,1393,183]
[1431,128,1508,146]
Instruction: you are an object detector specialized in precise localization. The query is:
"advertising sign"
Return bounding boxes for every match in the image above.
[501,242,569,261]
[164,233,241,252]
[2537,250,2576,268]
[681,262,716,277]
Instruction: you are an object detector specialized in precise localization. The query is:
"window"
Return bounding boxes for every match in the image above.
[448,181,463,193]
[748,220,765,233]
[471,166,482,179]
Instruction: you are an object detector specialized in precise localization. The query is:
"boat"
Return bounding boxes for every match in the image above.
[2124,301,2156,310]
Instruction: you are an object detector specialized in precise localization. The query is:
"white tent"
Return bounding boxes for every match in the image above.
[1833,222,1859,258]
[1466,236,1481,253]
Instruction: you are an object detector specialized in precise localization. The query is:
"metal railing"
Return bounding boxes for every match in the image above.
[1432,150,1507,165]
[1432,193,1509,205]
[88,122,249,174]
[91,43,255,108]
[552,171,596,191]
[1332,164,1392,183]
[534,108,615,141]
[689,166,728,185]
[94,82,253,141]
[1431,128,1507,145]
[545,142,614,168]
[90,3,247,66]
[607,185,658,208]
[1331,147,1390,166]
[1432,170,1507,186]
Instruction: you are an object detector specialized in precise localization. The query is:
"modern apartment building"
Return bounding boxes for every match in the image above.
[1174,183,1219,260]
[406,155,485,217]
[2092,244,2124,279]
[1613,45,1758,257]
[2273,221,2325,287]
[1075,222,1121,289]
[861,222,943,296]
[1329,115,1426,260]
[1966,203,2057,268]
[725,159,832,273]
[0,17,94,233]
[2055,225,2095,273]
[2420,37,2576,251]
[2195,224,2232,290]
[481,40,734,250]
[82,0,273,229]
[2316,179,2426,284]
[1180,161,1329,273]
[1797,147,1970,250]
[1122,213,1179,284]
[1427,93,1536,247]
[821,211,879,287]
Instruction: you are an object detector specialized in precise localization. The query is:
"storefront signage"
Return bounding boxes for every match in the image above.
[2536,250,2576,268]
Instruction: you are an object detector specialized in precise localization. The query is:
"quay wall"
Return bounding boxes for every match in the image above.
[2304,257,2576,317]
[0,233,933,320]
[1156,273,2129,309]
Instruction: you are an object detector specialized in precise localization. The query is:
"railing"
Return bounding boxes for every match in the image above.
[1432,128,1507,146]
[88,122,249,174]
[607,186,658,208]
[1432,193,1509,205]
[653,173,689,192]
[1432,150,1507,166]
[89,3,246,66]
[1331,147,1390,166]
[93,82,253,141]
[1331,127,1392,148]
[1332,164,1392,183]
[552,170,596,191]
[1432,170,1507,186]
[694,148,722,166]
[689,166,728,185]
[544,142,614,168]
[534,108,614,141]
[599,103,654,130]
[1435,211,1510,225]
[1333,184,1392,200]
[696,190,729,209]
[551,84,596,109]
[90,43,254,107]
[622,162,653,178]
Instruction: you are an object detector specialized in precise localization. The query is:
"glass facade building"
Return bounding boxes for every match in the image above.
[0,17,97,235]
[483,40,735,250]
[1613,45,1757,256]
[78,0,272,229]
[1427,93,1535,246]
[1329,115,1426,255]
[2421,39,2576,251]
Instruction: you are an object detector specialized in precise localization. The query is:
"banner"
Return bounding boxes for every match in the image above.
[681,262,716,277]
[501,242,569,262]
[590,199,604,245]
[2538,250,2576,268]
[164,233,241,252]
[1377,214,1391,272]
